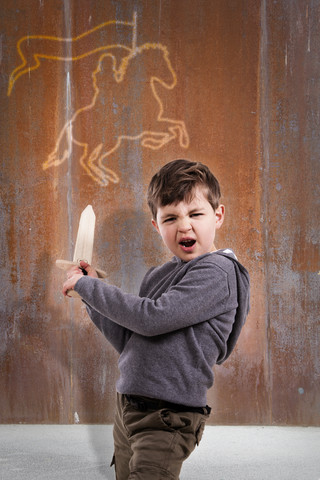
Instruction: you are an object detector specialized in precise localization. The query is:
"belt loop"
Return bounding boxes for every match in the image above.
[137,400,147,412]
[125,395,148,412]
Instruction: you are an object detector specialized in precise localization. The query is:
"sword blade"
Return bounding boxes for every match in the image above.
[73,205,96,265]
[56,204,106,298]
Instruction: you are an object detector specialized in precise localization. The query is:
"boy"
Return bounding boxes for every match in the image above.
[63,159,250,480]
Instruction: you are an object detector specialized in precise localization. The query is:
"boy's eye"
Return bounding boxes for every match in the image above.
[190,213,203,218]
[163,217,176,223]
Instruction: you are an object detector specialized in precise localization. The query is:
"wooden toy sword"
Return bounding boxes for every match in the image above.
[56,205,106,297]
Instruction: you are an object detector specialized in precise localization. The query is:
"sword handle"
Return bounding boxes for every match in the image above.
[56,259,107,299]
[56,259,107,278]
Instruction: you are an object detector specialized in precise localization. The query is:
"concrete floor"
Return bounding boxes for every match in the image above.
[0,425,319,480]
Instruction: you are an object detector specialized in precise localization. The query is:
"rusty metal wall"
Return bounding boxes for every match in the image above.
[260,0,320,425]
[0,0,318,425]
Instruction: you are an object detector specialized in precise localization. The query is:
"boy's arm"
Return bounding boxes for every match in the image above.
[74,261,236,337]
[84,303,132,353]
[63,262,132,352]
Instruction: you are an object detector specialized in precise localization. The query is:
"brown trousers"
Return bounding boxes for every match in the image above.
[112,393,210,480]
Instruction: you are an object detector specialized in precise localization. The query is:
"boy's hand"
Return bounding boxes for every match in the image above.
[62,261,98,297]
[63,273,83,297]
[78,260,99,278]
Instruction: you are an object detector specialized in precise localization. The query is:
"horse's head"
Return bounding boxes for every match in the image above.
[115,43,177,90]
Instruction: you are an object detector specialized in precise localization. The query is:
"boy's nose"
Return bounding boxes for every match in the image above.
[178,218,192,232]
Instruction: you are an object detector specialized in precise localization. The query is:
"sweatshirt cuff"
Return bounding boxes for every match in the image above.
[73,275,88,296]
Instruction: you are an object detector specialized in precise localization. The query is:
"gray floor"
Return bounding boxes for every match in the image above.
[0,425,319,479]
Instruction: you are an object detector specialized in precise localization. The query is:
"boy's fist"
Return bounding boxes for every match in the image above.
[62,261,98,296]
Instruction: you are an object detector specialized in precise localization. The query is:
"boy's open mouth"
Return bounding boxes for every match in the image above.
[179,239,196,248]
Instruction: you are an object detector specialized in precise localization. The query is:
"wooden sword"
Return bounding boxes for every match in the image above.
[56,205,106,297]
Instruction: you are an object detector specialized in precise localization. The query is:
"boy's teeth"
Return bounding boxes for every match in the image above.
[180,239,195,247]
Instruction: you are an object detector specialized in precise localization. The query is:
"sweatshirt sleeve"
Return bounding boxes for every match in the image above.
[84,303,132,353]
[74,260,235,337]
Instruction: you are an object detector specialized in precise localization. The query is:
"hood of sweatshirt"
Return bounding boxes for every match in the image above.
[213,249,250,364]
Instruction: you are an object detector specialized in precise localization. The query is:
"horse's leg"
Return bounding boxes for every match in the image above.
[95,139,121,185]
[139,120,190,150]
[167,121,190,148]
[78,143,105,185]
[80,142,120,186]
[140,131,172,149]
[43,120,73,169]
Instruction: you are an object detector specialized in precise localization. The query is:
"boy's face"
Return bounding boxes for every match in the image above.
[152,186,224,262]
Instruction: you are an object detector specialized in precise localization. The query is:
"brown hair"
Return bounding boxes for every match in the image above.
[147,159,221,219]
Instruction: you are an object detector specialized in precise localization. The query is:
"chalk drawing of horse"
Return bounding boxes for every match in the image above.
[8,13,189,187]
[43,43,189,186]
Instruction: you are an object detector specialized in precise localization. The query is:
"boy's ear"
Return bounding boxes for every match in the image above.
[215,204,225,230]
[151,219,160,234]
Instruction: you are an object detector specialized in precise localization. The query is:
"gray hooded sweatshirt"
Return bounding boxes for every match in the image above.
[75,249,250,407]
